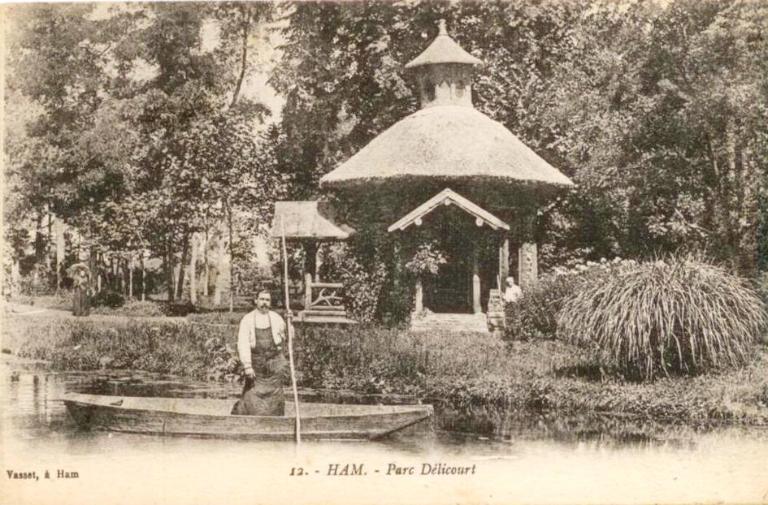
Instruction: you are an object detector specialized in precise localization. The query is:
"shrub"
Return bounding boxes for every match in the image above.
[91,300,165,317]
[558,255,768,380]
[187,311,249,326]
[160,300,197,316]
[757,271,768,305]
[504,258,636,341]
[505,274,583,340]
[10,293,72,310]
[18,320,240,381]
[91,290,125,308]
[320,244,388,323]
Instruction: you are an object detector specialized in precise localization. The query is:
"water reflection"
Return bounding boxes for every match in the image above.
[4,360,768,451]
[4,361,768,504]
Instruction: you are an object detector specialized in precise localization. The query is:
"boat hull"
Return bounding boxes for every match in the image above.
[62,393,433,441]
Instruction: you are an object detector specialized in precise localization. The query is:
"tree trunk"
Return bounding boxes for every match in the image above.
[227,204,235,313]
[54,217,65,295]
[230,7,251,108]
[737,141,759,277]
[34,211,45,265]
[176,233,190,301]
[190,233,197,305]
[11,260,21,297]
[88,247,97,292]
[47,206,53,274]
[141,253,146,302]
[203,226,210,297]
[166,241,175,302]
[129,256,134,300]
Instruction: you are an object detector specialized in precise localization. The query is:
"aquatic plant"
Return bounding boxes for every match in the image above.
[557,255,768,380]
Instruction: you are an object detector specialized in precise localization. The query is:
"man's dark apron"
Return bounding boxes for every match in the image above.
[231,323,289,416]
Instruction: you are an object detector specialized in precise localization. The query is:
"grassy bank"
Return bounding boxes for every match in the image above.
[8,318,768,434]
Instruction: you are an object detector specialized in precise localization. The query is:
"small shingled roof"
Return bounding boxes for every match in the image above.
[270,201,355,240]
[405,19,483,69]
[319,105,574,188]
[388,188,510,232]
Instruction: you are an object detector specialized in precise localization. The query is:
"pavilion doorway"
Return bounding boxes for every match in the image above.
[424,225,473,313]
[388,188,511,318]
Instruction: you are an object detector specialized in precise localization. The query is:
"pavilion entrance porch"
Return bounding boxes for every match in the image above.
[388,188,512,331]
[416,217,503,315]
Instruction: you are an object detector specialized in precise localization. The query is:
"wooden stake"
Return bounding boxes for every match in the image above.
[281,218,301,444]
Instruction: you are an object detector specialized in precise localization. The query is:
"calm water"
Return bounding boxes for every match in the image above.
[2,358,768,505]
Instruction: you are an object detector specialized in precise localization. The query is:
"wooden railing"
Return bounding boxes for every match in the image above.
[303,274,344,311]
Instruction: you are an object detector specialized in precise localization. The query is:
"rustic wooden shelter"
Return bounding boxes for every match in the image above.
[270,201,356,324]
[272,20,573,330]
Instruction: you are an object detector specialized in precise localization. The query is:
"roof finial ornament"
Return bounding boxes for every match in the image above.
[438,19,448,36]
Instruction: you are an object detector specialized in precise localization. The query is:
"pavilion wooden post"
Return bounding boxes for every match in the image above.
[303,273,312,310]
[314,246,322,282]
[498,234,510,287]
[414,278,424,313]
[472,245,481,314]
[303,241,317,310]
[518,213,538,292]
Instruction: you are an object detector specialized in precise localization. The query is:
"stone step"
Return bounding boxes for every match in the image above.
[306,305,348,312]
[297,315,358,325]
[409,313,488,333]
[300,309,348,318]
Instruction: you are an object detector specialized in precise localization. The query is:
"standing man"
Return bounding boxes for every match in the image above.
[503,276,523,304]
[231,289,290,416]
[72,266,91,317]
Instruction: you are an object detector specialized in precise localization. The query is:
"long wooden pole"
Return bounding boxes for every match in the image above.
[281,218,301,444]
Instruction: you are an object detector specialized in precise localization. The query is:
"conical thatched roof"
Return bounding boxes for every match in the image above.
[404,20,483,69]
[319,105,574,189]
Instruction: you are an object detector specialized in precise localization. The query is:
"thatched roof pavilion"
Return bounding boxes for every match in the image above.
[320,18,572,193]
[274,19,574,331]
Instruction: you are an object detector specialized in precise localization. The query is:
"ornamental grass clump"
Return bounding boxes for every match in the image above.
[557,255,767,381]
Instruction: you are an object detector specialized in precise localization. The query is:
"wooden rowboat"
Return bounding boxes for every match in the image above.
[61,392,434,441]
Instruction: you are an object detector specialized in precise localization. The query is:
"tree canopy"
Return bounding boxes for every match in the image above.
[4,0,765,302]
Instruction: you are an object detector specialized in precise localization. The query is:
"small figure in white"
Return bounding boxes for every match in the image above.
[503,276,523,304]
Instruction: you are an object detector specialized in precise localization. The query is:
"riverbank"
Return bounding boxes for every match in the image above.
[3,313,768,434]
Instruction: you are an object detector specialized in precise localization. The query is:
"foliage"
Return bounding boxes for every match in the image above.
[90,300,165,317]
[6,1,768,311]
[558,255,768,381]
[12,317,768,432]
[538,0,768,276]
[270,0,767,279]
[17,320,240,382]
[294,324,768,431]
[505,274,580,341]
[756,271,768,307]
[160,301,198,317]
[90,290,125,309]
[505,258,638,341]
[320,243,388,323]
[5,3,282,302]
[404,242,447,277]
[187,311,249,326]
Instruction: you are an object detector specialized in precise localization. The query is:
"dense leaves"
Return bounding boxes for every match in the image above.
[5,0,766,305]
[270,0,767,278]
[5,3,284,301]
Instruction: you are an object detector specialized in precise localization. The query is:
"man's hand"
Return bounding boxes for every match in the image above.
[244,368,256,379]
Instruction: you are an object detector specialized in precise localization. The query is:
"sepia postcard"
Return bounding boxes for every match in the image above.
[2,1,767,504]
